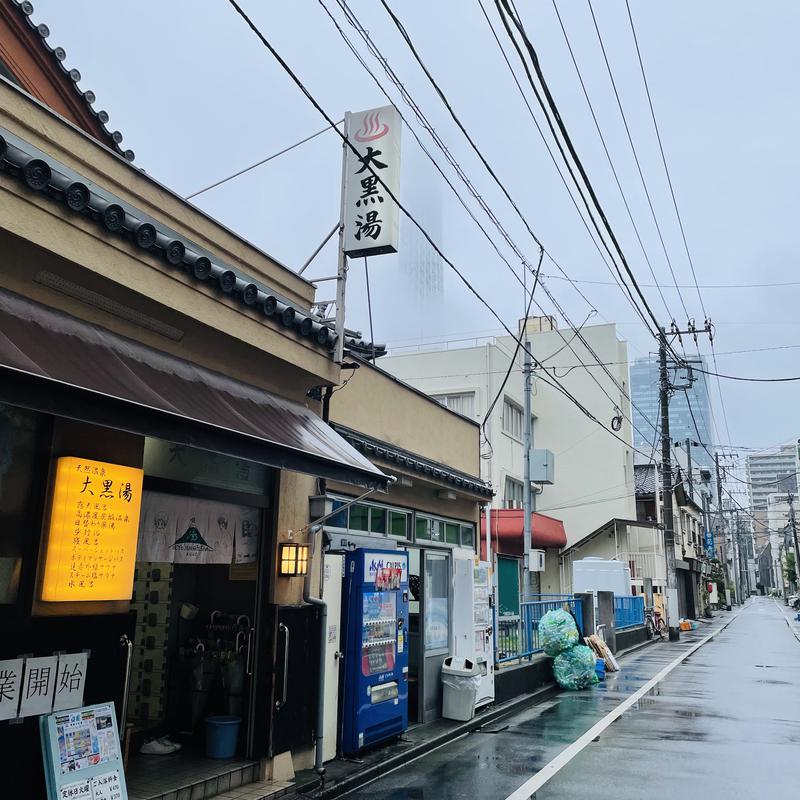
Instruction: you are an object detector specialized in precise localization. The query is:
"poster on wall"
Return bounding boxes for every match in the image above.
[137,492,258,566]
[40,702,128,800]
[424,598,449,651]
[234,506,260,564]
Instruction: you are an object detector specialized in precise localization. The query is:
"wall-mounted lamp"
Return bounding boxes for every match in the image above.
[278,542,310,576]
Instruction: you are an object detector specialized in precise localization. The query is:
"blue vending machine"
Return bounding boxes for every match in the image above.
[340,547,409,754]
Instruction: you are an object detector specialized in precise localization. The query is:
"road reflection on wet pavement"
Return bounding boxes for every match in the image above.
[340,599,799,800]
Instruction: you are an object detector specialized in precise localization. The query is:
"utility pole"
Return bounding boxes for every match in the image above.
[715,453,734,604]
[684,438,694,495]
[523,321,533,601]
[659,327,681,640]
[787,493,800,595]
[334,113,351,365]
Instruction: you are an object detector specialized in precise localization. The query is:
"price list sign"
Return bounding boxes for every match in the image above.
[41,457,144,602]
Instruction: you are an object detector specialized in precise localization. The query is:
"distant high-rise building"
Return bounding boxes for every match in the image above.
[398,147,443,311]
[746,444,799,514]
[630,356,714,470]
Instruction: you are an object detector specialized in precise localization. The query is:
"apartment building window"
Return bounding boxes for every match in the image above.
[504,477,524,509]
[502,399,524,440]
[430,391,475,418]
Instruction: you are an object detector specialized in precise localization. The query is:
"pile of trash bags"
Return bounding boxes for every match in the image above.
[538,608,598,691]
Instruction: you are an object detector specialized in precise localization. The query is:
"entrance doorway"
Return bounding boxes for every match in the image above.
[124,441,273,800]
[407,548,451,723]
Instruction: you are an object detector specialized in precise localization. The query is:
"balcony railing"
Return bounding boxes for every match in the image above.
[619,551,666,582]
[495,595,583,664]
[614,595,645,630]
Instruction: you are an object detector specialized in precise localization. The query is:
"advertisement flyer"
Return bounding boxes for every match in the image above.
[55,704,118,775]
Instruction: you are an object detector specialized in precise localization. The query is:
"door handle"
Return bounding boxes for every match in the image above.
[245,628,255,677]
[118,634,133,727]
[275,622,290,710]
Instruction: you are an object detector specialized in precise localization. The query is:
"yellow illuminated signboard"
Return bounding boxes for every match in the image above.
[41,457,144,602]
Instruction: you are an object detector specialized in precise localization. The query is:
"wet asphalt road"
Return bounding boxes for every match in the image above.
[341,598,800,800]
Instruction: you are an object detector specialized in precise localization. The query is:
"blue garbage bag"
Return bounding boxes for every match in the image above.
[538,608,579,657]
[553,645,599,690]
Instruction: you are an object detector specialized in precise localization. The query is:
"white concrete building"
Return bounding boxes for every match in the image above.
[381,319,638,591]
[765,492,793,591]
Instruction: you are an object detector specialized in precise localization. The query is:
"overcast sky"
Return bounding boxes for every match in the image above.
[30,0,800,457]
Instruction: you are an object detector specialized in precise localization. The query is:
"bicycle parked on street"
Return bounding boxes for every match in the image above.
[645,606,667,640]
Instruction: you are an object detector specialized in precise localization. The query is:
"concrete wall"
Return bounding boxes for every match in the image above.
[329,360,481,480]
[382,323,636,548]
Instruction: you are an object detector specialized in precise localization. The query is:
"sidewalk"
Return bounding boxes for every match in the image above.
[292,678,558,800]
[773,598,800,643]
[289,611,737,800]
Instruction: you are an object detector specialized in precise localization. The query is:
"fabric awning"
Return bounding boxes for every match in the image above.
[0,289,387,490]
[480,508,567,559]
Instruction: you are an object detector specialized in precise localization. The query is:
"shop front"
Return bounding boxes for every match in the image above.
[0,74,388,797]
[323,358,491,738]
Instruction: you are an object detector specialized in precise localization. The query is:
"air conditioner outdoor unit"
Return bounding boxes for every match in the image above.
[527,549,546,572]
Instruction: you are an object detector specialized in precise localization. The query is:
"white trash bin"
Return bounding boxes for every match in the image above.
[441,656,482,721]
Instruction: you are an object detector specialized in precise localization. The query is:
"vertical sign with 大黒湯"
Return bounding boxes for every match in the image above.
[41,458,144,602]
[343,105,402,258]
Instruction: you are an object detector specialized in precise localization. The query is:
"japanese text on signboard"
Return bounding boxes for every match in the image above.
[41,458,144,602]
[342,105,402,258]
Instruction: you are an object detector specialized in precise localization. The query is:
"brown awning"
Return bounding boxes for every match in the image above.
[0,288,387,490]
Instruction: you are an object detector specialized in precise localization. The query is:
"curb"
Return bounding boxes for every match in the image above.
[295,683,558,799]
[294,614,740,800]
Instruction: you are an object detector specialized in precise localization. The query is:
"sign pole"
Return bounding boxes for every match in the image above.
[334,112,351,365]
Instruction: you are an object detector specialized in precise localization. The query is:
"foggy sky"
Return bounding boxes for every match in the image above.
[28,0,800,455]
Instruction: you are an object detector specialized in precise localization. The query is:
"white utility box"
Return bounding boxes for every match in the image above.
[572,557,631,597]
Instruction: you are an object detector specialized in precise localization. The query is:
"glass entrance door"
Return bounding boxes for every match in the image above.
[420,550,450,722]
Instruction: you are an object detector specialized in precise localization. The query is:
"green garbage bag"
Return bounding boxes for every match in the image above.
[553,645,599,690]
[538,608,579,657]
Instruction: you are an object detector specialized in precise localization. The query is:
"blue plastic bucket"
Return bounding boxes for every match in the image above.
[595,658,606,681]
[205,715,241,759]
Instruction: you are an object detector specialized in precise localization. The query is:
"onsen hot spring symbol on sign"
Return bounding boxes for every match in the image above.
[353,109,390,142]
[342,105,402,259]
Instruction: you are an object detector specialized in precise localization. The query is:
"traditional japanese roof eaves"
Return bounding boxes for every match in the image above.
[9,0,134,161]
[330,423,493,499]
[0,130,345,354]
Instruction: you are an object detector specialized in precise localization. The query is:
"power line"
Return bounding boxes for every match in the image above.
[579,0,691,320]
[482,247,544,458]
[224,0,659,463]
[492,0,675,349]
[540,273,800,290]
[184,121,340,199]
[691,365,800,383]
[623,0,705,319]
[323,0,661,445]
[623,0,733,450]
[381,0,666,342]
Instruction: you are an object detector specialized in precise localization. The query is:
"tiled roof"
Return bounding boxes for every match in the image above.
[10,0,134,161]
[330,423,493,498]
[634,462,657,495]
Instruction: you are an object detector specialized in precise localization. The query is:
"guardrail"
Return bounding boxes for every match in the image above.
[495,595,583,664]
[614,595,645,630]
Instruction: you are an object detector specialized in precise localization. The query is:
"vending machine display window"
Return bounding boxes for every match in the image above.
[362,592,397,676]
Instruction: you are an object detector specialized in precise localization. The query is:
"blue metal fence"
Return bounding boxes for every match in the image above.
[495,595,584,664]
[614,595,645,630]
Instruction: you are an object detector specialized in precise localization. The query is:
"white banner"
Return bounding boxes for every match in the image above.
[0,658,23,721]
[342,105,402,257]
[19,655,58,717]
[52,652,88,712]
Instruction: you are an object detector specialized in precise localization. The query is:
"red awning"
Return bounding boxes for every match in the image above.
[480,508,567,560]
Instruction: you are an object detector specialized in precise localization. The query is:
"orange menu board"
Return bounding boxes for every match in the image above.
[41,457,144,602]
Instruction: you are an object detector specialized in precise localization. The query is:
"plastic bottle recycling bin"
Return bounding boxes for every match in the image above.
[441,657,482,721]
